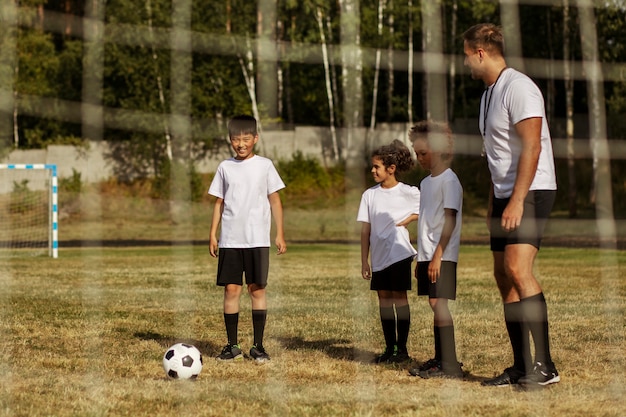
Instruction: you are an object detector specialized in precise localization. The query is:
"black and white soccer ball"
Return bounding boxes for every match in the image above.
[162,343,203,380]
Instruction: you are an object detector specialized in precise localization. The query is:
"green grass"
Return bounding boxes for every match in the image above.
[0,244,624,416]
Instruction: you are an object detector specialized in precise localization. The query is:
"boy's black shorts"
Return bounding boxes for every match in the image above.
[371,257,413,291]
[216,247,269,287]
[490,190,556,251]
[416,261,457,300]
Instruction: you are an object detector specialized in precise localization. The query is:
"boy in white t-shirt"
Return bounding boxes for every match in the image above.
[208,115,286,363]
[357,140,420,364]
[409,121,464,379]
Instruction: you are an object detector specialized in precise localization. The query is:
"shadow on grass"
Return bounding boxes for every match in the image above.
[275,336,376,364]
[134,330,221,357]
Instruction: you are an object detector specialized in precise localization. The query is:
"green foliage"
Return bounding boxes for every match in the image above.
[9,179,40,214]
[277,151,345,207]
[152,159,205,202]
[59,168,83,194]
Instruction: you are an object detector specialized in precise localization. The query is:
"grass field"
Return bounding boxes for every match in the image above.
[0,243,624,416]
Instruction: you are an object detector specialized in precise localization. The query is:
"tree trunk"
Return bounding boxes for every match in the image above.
[339,0,363,160]
[407,0,413,126]
[236,35,264,154]
[368,0,385,151]
[316,7,339,162]
[563,0,577,218]
[386,0,394,123]
[146,0,172,161]
[421,1,446,121]
[578,3,616,248]
[447,0,457,123]
[257,1,277,120]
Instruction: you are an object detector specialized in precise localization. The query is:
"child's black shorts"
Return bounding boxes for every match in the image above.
[490,190,556,251]
[416,261,457,300]
[371,257,413,291]
[216,247,269,287]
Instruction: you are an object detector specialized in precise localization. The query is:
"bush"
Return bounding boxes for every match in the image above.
[277,151,345,208]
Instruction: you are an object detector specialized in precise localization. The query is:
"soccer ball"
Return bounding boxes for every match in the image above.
[162,343,203,380]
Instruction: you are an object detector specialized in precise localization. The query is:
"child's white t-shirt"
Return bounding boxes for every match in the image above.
[357,182,420,272]
[417,168,463,263]
[208,155,285,248]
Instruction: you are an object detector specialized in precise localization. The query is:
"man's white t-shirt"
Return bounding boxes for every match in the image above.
[208,155,285,248]
[479,68,557,199]
[417,168,463,263]
[357,182,420,272]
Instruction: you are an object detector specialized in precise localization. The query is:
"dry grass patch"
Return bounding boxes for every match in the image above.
[0,244,624,416]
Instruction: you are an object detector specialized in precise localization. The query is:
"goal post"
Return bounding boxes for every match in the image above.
[0,164,58,258]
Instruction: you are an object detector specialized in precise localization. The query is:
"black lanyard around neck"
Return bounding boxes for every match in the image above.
[481,67,508,138]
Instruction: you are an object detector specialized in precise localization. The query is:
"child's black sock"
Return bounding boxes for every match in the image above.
[395,304,410,352]
[224,312,239,346]
[252,309,267,348]
[379,306,397,350]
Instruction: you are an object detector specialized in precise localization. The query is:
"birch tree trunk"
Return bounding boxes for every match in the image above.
[1,0,19,149]
[326,15,340,126]
[407,0,413,126]
[316,7,339,162]
[386,0,394,122]
[447,0,457,122]
[368,0,385,151]
[421,1,446,121]
[236,35,264,154]
[563,0,577,218]
[339,0,363,160]
[578,1,616,248]
[146,0,172,161]
[257,0,277,120]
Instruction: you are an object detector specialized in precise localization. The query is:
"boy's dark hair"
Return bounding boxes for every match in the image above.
[372,139,414,173]
[462,23,505,57]
[228,115,257,138]
[409,120,454,161]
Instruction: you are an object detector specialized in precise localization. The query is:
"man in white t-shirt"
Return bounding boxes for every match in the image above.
[209,115,286,363]
[463,23,559,387]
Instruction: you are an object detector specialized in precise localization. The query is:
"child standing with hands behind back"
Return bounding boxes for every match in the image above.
[357,140,420,364]
[409,120,464,379]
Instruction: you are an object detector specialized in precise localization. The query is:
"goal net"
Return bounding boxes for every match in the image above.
[0,164,58,258]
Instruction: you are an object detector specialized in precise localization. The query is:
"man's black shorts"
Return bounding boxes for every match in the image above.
[371,257,413,291]
[490,190,556,251]
[216,247,269,287]
[416,261,457,300]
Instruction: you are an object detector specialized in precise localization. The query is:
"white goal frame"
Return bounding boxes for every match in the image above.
[0,164,58,258]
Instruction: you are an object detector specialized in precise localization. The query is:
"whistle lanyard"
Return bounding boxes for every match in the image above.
[481,67,508,138]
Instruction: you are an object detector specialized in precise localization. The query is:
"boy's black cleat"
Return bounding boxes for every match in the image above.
[249,345,271,363]
[216,344,243,361]
[481,367,524,387]
[373,346,396,364]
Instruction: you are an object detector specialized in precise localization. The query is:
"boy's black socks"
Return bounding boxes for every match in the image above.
[224,312,239,346]
[252,309,267,348]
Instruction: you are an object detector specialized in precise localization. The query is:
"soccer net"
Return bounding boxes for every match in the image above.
[0,164,58,258]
